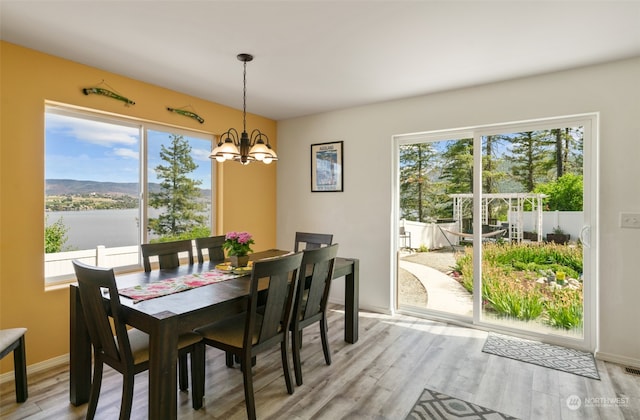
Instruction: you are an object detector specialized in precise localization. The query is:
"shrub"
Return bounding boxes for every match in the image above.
[453,242,583,328]
[545,288,583,329]
[45,216,70,253]
[152,225,212,243]
[483,273,544,321]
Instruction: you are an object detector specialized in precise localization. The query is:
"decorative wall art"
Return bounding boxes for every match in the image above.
[311,141,343,192]
[81,81,135,106]
[167,106,205,124]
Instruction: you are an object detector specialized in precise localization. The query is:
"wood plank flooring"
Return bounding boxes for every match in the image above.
[1,304,638,419]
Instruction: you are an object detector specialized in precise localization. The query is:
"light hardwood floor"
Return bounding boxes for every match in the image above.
[1,305,638,419]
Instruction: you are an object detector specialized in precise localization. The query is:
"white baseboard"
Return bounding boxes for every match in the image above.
[595,351,640,368]
[0,354,69,385]
[327,297,391,316]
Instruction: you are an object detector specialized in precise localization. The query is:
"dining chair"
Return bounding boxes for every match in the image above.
[141,239,194,272]
[195,252,304,420]
[72,260,205,420]
[195,235,226,264]
[291,243,339,386]
[293,231,333,252]
[0,328,28,402]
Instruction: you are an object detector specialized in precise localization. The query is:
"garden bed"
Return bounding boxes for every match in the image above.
[453,242,583,329]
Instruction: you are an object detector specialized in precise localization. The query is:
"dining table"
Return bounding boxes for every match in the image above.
[69,249,359,420]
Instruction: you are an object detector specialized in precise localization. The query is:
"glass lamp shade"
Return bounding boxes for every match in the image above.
[248,140,271,161]
[209,138,240,161]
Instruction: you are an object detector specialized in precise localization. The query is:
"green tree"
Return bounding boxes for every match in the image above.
[557,127,583,177]
[148,134,207,238]
[482,135,509,221]
[45,216,70,253]
[441,139,473,194]
[507,131,554,192]
[534,173,583,211]
[399,143,440,222]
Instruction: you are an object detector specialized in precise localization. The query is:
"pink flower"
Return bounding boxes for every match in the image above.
[223,231,255,256]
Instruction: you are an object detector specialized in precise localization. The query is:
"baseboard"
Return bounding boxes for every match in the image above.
[0,353,69,385]
[327,297,391,315]
[595,351,640,369]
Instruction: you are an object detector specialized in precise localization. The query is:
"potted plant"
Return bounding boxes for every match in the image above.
[223,231,255,267]
[547,226,570,244]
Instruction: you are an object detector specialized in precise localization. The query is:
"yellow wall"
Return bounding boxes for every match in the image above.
[0,41,278,373]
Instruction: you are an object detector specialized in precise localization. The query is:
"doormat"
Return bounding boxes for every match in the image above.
[406,388,518,419]
[482,332,599,380]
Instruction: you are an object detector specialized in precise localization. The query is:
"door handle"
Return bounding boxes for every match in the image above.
[580,225,590,248]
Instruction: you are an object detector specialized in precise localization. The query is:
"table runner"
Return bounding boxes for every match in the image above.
[119,270,244,303]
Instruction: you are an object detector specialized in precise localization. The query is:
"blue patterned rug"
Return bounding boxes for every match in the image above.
[406,388,518,419]
[482,333,599,380]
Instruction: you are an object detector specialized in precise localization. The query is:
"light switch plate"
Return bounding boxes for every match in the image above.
[620,212,640,229]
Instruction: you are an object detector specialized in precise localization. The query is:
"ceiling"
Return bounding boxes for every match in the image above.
[2,1,640,121]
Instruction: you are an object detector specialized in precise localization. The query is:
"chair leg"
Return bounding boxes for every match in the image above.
[320,316,332,365]
[225,352,234,367]
[86,359,104,420]
[280,339,294,395]
[241,354,256,420]
[178,354,188,391]
[13,336,28,402]
[291,328,303,386]
[119,373,135,420]
[190,344,205,410]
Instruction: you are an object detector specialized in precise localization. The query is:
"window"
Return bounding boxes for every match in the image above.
[44,105,214,283]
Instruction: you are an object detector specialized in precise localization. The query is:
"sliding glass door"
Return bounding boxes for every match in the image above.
[395,115,597,350]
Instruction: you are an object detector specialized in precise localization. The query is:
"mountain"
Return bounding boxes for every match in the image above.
[45,179,211,199]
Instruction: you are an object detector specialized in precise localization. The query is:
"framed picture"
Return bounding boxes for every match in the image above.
[311,141,343,192]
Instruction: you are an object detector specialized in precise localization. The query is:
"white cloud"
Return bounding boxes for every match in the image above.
[113,148,139,159]
[192,147,213,162]
[47,113,139,146]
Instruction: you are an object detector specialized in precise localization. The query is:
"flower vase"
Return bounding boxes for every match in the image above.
[230,255,249,268]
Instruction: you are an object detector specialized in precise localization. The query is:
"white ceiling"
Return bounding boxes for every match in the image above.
[2,1,640,121]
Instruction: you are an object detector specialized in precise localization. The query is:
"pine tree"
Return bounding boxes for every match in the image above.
[441,138,473,194]
[148,134,207,237]
[399,143,453,222]
[507,131,554,192]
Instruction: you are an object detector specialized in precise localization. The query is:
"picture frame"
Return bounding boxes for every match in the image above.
[311,141,343,192]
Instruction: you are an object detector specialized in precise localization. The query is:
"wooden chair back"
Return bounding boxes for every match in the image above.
[72,260,134,371]
[296,243,339,323]
[247,252,303,353]
[195,235,226,264]
[293,232,333,252]
[141,239,194,272]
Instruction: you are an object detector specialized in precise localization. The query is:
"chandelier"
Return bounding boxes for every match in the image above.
[209,53,277,165]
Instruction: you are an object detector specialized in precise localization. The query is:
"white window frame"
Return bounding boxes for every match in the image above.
[44,102,216,284]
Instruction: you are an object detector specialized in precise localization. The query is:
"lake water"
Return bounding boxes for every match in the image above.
[46,209,140,250]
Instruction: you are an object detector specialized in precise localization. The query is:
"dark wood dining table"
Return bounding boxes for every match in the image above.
[69,249,359,420]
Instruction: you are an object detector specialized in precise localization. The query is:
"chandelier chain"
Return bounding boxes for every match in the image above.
[242,60,247,133]
[209,53,277,164]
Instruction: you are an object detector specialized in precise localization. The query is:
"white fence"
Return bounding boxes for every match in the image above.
[401,211,583,250]
[400,221,458,250]
[45,245,139,283]
[521,211,583,240]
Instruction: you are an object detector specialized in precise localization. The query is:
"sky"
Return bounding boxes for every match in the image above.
[45,112,213,189]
